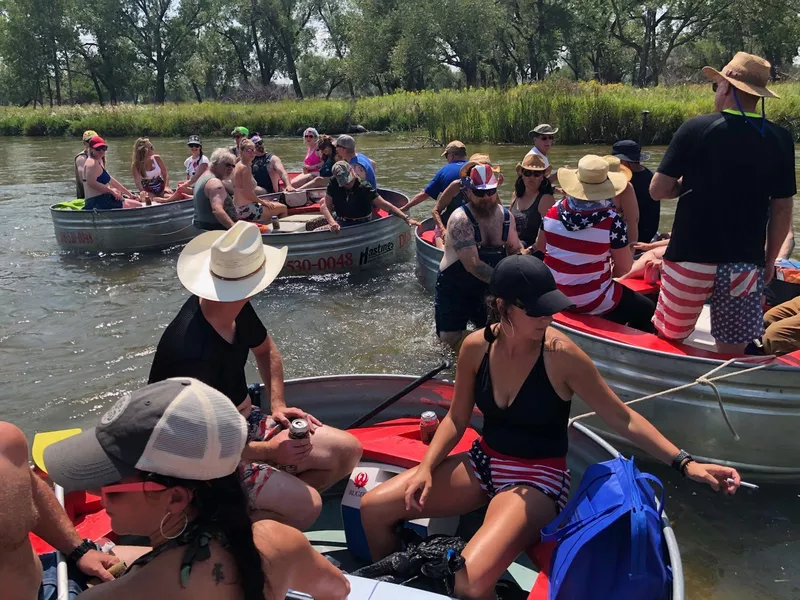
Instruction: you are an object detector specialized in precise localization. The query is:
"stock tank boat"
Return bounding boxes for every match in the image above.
[30,373,684,600]
[415,218,800,482]
[50,176,413,277]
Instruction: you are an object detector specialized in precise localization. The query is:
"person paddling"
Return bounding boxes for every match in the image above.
[649,52,795,354]
[361,254,741,600]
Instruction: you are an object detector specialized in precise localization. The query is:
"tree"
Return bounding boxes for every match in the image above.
[251,0,314,98]
[119,0,211,103]
[609,0,728,87]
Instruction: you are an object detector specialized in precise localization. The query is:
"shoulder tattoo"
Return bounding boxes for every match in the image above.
[212,562,225,584]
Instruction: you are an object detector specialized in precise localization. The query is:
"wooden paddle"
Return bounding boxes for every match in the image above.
[32,428,81,473]
[345,361,451,430]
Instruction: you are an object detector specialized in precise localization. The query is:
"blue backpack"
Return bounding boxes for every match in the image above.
[540,456,672,600]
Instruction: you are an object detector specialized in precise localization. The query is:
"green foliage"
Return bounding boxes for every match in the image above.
[2,82,799,143]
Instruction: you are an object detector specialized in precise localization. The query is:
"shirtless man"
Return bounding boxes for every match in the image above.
[434,161,521,350]
[232,138,288,224]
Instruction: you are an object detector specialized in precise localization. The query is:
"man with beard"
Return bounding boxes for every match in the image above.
[434,161,522,350]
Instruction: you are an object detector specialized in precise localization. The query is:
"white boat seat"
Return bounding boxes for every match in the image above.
[272,221,308,233]
[682,304,716,351]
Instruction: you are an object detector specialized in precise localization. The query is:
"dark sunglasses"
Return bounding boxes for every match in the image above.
[538,135,555,141]
[223,162,235,168]
[513,300,549,318]
[521,168,545,177]
[712,82,719,92]
[471,187,497,197]
[255,141,264,147]
[95,146,108,151]
[188,144,201,149]
[304,134,316,139]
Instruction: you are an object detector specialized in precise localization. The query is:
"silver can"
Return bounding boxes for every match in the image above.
[289,418,310,439]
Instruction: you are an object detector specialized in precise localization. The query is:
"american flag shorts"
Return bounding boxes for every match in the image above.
[467,439,570,512]
[653,261,764,345]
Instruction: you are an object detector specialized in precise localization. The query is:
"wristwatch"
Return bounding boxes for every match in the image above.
[67,539,98,564]
[671,450,694,476]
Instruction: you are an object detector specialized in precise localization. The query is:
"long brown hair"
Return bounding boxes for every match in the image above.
[132,137,155,177]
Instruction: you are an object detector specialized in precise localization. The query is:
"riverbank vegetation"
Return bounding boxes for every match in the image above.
[0,0,798,108]
[2,81,800,144]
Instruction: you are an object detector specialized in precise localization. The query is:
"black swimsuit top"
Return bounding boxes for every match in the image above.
[474,327,571,459]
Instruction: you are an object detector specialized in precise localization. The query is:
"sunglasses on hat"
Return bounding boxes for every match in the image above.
[471,187,497,198]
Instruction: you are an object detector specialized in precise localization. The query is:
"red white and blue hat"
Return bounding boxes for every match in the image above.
[468,163,498,190]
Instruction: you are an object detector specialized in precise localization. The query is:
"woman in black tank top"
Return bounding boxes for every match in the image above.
[361,255,743,600]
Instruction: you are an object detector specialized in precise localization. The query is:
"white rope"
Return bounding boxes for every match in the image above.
[569,355,778,441]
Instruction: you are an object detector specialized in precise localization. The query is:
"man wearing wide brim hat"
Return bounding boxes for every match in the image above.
[148,221,363,529]
[539,155,657,332]
[649,51,796,354]
[401,140,468,213]
[612,140,660,244]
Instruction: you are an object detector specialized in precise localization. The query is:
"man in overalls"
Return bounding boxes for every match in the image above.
[434,162,522,350]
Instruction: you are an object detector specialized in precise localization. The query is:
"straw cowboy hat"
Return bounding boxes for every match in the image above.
[558,155,628,202]
[515,153,548,176]
[177,221,287,302]
[701,52,778,99]
[602,155,632,182]
[459,153,501,178]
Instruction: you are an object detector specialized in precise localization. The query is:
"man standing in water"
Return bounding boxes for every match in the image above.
[434,161,521,350]
[401,140,468,212]
[650,52,795,354]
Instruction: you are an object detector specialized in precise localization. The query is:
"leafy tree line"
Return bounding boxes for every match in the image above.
[0,0,797,106]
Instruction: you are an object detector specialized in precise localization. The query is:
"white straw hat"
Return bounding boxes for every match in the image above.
[177,221,287,302]
[558,155,628,202]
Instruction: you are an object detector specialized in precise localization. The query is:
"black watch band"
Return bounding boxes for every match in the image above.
[671,450,694,476]
[67,539,97,564]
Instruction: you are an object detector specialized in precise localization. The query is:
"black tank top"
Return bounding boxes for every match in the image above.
[474,328,571,458]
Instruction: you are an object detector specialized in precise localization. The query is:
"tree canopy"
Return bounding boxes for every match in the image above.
[0,0,797,105]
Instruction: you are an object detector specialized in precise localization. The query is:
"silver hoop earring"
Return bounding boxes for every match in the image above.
[160,511,188,540]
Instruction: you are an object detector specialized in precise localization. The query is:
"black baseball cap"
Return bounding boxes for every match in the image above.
[611,140,650,163]
[489,255,574,317]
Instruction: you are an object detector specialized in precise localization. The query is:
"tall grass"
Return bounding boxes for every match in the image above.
[1,81,799,143]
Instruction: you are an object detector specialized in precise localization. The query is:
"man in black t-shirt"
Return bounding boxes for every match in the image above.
[612,140,659,243]
[317,161,419,232]
[650,52,795,354]
[149,221,362,530]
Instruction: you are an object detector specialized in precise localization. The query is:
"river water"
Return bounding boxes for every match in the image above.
[1,134,798,599]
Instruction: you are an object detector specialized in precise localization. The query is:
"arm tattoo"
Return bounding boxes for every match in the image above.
[473,262,493,283]
[212,562,225,584]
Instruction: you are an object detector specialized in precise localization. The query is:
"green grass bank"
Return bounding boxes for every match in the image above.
[2,81,799,144]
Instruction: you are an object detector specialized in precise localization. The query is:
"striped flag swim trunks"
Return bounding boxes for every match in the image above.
[653,261,765,345]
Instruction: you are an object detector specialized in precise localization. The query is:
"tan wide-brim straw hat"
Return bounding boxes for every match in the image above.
[177,221,287,302]
[515,153,548,176]
[701,52,778,99]
[558,155,628,202]
[459,153,501,178]
[602,155,632,182]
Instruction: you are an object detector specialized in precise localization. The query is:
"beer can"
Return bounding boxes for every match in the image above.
[419,411,439,444]
[289,418,309,439]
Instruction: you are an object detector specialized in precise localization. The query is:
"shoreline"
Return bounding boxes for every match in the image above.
[2,81,799,144]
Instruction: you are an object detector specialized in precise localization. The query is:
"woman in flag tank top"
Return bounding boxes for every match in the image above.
[537,154,656,332]
[360,254,740,600]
